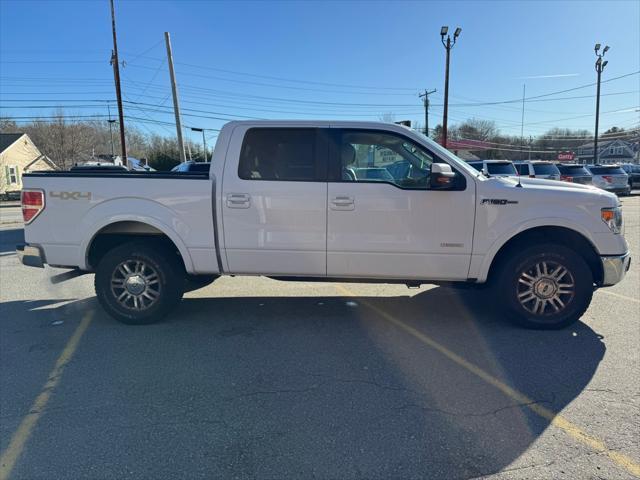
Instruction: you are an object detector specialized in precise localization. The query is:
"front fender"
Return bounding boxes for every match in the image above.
[79,198,194,272]
[473,217,599,282]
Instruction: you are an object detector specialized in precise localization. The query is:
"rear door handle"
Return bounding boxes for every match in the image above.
[330,196,355,211]
[226,193,251,209]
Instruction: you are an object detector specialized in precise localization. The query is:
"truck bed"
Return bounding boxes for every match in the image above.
[21,171,218,274]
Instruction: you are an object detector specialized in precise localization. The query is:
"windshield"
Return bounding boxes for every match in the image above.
[486,163,517,175]
[588,166,626,175]
[532,163,560,175]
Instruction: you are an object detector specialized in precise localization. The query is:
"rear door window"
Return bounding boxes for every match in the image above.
[239,128,325,181]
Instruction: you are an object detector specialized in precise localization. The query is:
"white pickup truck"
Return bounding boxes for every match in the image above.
[17,121,630,329]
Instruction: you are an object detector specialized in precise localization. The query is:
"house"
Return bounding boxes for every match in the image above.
[1,133,57,198]
[575,139,638,164]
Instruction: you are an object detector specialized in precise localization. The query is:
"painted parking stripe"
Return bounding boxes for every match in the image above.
[0,312,93,480]
[598,289,640,304]
[334,284,640,478]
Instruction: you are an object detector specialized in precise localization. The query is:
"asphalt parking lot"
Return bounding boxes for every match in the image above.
[1,197,638,480]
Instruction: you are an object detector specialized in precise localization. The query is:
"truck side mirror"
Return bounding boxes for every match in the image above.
[430,163,456,190]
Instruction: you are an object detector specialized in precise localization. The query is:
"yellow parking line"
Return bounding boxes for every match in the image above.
[0,312,93,480]
[598,289,640,304]
[334,284,640,478]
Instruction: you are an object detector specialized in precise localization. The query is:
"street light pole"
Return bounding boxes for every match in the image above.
[593,43,609,165]
[191,127,207,161]
[440,26,461,149]
[108,119,116,158]
[107,104,115,159]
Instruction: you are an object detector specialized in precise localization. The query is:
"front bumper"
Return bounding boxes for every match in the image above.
[600,251,631,286]
[16,244,45,268]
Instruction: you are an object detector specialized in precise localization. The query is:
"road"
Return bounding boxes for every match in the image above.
[0,197,638,479]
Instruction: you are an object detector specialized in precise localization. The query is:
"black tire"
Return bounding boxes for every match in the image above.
[95,241,184,325]
[184,274,219,293]
[494,243,593,329]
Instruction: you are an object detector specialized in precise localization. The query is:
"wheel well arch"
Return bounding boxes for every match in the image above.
[86,221,187,272]
[486,226,603,285]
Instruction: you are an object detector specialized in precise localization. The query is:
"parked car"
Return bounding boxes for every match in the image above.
[585,164,631,196]
[1,190,21,201]
[555,163,593,185]
[514,161,561,180]
[171,161,211,173]
[17,120,630,329]
[620,163,640,189]
[467,160,517,177]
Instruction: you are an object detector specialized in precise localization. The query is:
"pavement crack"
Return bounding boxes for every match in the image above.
[391,399,552,418]
[225,385,322,400]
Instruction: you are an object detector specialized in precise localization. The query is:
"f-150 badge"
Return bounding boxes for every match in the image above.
[481,198,518,205]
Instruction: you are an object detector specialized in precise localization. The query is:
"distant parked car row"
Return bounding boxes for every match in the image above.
[466,159,637,196]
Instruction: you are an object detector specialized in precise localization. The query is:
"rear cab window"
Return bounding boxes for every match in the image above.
[486,163,516,175]
[532,163,560,175]
[557,165,590,176]
[588,166,626,175]
[238,128,326,181]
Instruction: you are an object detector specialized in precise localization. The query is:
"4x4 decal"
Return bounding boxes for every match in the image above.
[50,191,92,201]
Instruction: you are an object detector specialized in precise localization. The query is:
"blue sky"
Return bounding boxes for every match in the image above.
[1,0,638,144]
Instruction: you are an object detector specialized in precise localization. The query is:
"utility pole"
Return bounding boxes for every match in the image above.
[109,0,127,167]
[418,89,436,137]
[593,43,609,165]
[191,127,207,161]
[440,26,461,149]
[165,32,187,163]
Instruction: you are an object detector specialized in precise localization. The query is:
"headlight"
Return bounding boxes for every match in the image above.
[601,206,623,234]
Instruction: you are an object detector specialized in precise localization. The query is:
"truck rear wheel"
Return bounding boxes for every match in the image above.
[95,241,184,325]
[495,244,593,329]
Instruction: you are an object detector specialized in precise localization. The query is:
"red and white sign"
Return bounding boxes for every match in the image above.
[557,151,575,161]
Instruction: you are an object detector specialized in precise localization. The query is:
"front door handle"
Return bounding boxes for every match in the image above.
[226,193,251,209]
[330,196,355,211]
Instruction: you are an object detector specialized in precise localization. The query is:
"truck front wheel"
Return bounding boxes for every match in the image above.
[95,241,184,325]
[495,244,593,329]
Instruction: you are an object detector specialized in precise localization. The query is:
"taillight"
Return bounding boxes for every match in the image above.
[602,175,612,183]
[21,189,45,224]
[560,175,572,182]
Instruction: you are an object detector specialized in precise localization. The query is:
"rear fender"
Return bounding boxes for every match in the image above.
[79,198,194,272]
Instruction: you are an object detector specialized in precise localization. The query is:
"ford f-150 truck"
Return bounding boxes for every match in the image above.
[17,121,631,329]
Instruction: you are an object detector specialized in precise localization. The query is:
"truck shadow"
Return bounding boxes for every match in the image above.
[0,227,23,255]
[2,287,605,479]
